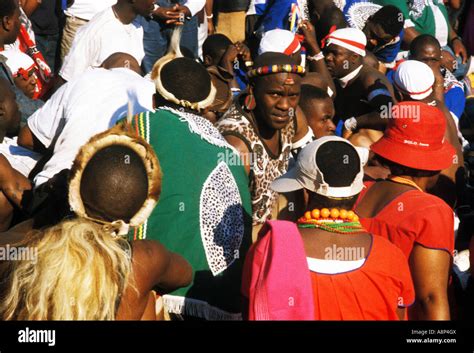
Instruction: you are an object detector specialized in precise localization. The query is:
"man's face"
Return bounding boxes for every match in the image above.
[0,82,21,136]
[363,22,395,51]
[133,0,156,17]
[412,45,442,73]
[324,44,356,78]
[305,98,336,138]
[253,72,301,130]
[2,1,21,45]
[13,68,37,99]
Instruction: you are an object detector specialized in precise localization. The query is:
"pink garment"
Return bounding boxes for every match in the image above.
[242,220,314,320]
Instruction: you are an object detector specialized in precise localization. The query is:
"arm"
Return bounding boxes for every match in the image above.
[401,27,420,49]
[18,124,47,153]
[205,0,214,35]
[0,155,32,210]
[409,245,451,320]
[132,240,193,294]
[224,134,251,175]
[449,26,467,64]
[20,0,41,17]
[299,20,336,95]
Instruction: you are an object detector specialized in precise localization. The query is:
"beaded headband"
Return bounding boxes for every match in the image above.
[247,64,305,79]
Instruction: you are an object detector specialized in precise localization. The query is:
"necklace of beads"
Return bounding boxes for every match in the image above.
[297,208,365,234]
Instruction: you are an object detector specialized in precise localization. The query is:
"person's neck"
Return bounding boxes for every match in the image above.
[112,3,135,25]
[338,64,363,88]
[0,130,6,143]
[253,112,277,140]
[395,175,429,192]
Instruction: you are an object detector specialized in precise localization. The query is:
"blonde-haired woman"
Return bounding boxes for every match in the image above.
[0,218,192,320]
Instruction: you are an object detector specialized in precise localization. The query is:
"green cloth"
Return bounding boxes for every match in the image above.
[120,107,252,319]
[374,0,450,38]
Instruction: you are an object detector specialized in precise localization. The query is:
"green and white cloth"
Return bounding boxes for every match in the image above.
[121,106,252,320]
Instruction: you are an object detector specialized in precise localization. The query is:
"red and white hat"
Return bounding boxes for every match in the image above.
[371,101,456,171]
[394,60,434,100]
[325,27,366,57]
[258,29,301,56]
[1,49,35,77]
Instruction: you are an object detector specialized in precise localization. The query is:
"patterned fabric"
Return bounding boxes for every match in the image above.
[216,100,295,225]
[122,108,253,319]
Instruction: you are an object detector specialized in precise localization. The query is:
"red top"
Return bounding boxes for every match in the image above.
[356,181,454,258]
[310,235,415,320]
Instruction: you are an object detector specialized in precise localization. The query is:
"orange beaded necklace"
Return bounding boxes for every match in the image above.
[297,208,365,234]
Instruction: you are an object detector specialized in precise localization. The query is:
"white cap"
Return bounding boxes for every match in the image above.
[271,136,365,197]
[258,29,301,56]
[326,28,367,57]
[394,60,434,100]
[1,49,35,76]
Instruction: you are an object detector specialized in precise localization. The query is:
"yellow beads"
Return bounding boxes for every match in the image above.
[320,208,330,218]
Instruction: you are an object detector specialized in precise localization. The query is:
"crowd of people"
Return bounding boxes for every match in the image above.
[0,0,473,321]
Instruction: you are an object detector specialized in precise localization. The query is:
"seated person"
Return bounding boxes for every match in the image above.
[1,50,40,100]
[0,78,39,231]
[0,126,192,320]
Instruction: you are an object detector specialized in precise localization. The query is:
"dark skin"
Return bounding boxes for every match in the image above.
[301,97,336,138]
[113,0,156,24]
[0,0,21,49]
[224,72,303,175]
[408,44,464,207]
[0,78,31,231]
[355,176,451,320]
[298,20,336,95]
[13,69,37,99]
[0,218,193,320]
[116,239,193,320]
[323,44,395,142]
[301,193,406,320]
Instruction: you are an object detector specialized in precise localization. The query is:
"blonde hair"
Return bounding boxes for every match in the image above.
[0,219,133,320]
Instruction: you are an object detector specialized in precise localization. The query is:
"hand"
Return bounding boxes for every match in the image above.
[298,20,319,53]
[235,42,252,62]
[451,37,467,64]
[174,5,192,18]
[342,127,353,140]
[152,6,184,25]
[440,49,456,72]
[220,44,239,71]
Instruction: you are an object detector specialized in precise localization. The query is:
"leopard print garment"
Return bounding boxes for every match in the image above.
[216,103,295,225]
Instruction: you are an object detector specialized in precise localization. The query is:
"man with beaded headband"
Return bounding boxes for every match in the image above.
[117,29,253,320]
[217,52,313,232]
[241,136,415,320]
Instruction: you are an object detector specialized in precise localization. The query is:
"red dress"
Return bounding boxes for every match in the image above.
[310,235,415,320]
[356,181,454,259]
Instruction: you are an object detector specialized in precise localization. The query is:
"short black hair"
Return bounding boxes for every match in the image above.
[309,140,362,209]
[370,5,404,37]
[0,0,16,18]
[160,57,212,103]
[410,34,441,57]
[376,155,440,177]
[316,141,361,187]
[299,84,330,112]
[80,145,149,223]
[202,34,233,64]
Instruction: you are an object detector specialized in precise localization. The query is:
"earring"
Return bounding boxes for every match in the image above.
[244,93,256,111]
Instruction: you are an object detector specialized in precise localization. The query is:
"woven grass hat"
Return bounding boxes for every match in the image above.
[68,124,162,236]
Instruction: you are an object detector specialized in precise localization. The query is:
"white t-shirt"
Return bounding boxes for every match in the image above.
[65,0,117,21]
[28,67,155,187]
[59,7,145,82]
[0,137,41,177]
